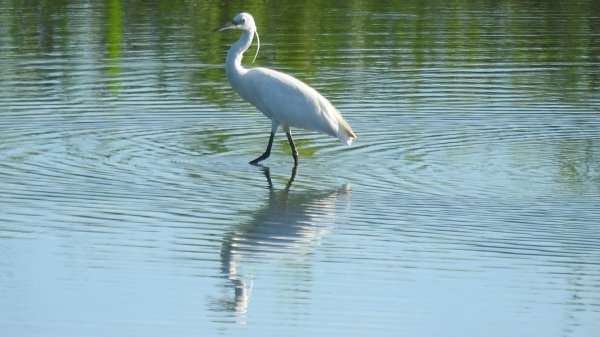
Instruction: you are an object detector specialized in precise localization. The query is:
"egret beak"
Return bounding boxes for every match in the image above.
[213,21,236,32]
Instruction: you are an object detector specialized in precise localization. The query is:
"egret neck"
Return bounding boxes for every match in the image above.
[225,29,259,98]
[226,29,251,75]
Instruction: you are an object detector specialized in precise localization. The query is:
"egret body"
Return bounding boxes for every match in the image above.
[213,12,356,166]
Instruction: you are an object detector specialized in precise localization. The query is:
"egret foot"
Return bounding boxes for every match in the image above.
[250,132,275,165]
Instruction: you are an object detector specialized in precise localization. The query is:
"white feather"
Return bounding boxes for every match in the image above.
[216,12,356,163]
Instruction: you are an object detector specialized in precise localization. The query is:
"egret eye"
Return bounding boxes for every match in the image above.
[241,18,245,23]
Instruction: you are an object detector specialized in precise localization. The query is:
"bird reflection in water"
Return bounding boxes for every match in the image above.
[212,166,351,323]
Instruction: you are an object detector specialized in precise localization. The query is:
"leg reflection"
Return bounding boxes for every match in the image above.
[261,164,297,192]
[213,164,350,324]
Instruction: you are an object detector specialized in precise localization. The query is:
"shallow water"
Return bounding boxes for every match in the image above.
[1,1,600,336]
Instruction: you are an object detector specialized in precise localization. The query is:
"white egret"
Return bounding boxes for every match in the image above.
[213,12,356,166]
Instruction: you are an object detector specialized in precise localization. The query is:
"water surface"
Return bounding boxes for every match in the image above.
[1,1,599,336]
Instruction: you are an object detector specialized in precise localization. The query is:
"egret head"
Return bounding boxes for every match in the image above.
[213,12,260,63]
[213,12,256,32]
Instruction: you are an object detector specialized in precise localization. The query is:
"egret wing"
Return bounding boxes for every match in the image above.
[247,67,341,137]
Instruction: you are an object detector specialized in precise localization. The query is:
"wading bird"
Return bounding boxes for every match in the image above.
[213,12,356,166]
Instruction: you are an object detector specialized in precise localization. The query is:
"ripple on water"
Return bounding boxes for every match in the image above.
[335,101,600,198]
[0,110,266,234]
[2,3,600,335]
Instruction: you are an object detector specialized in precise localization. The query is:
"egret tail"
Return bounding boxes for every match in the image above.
[336,115,356,146]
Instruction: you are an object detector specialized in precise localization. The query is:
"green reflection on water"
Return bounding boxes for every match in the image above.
[275,138,321,158]
[1,0,598,104]
[105,0,123,93]
[556,139,600,194]
[184,128,231,155]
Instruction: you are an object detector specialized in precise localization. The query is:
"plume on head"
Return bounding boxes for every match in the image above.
[252,29,260,63]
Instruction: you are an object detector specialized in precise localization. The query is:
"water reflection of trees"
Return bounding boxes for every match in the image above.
[211,166,351,323]
[1,0,598,103]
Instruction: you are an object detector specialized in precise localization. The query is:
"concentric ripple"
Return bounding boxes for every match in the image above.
[1,1,600,337]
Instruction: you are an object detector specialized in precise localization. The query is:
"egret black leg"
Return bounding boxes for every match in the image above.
[250,132,275,165]
[286,131,299,166]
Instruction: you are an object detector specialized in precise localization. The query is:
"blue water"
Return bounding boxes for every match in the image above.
[1,1,599,336]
